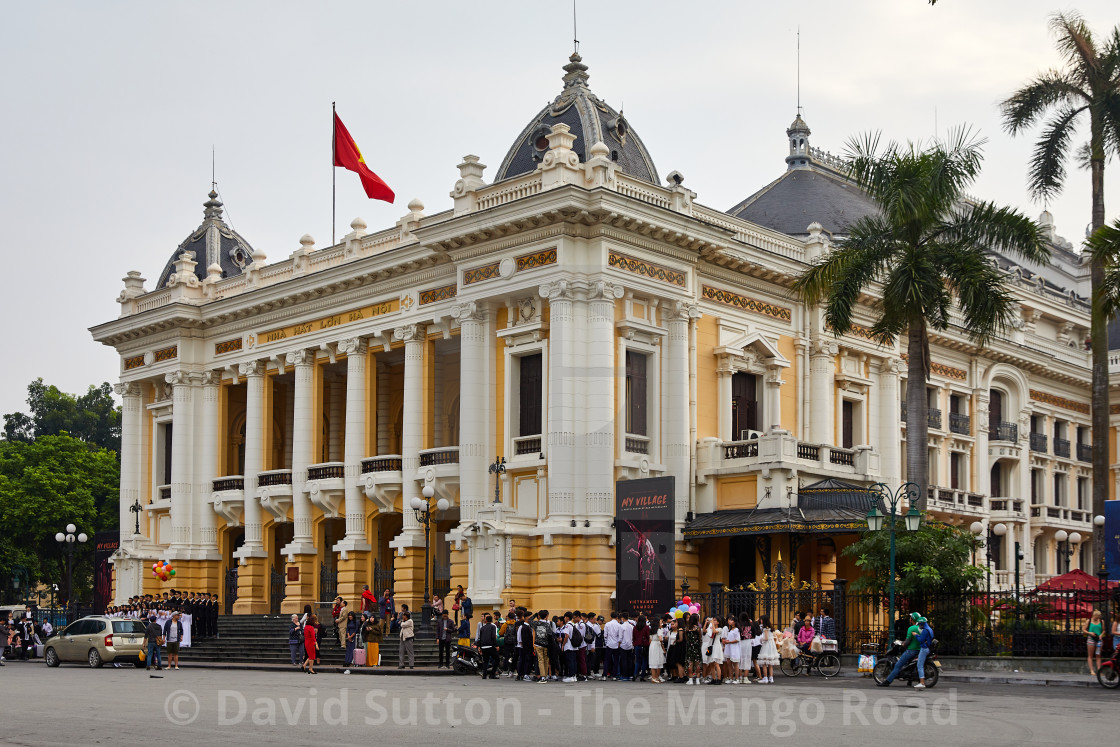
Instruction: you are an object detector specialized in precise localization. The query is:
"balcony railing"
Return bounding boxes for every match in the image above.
[308,462,345,480]
[724,441,759,459]
[1077,443,1091,462]
[989,498,1024,515]
[625,435,650,455]
[797,443,820,461]
[829,447,855,466]
[927,408,942,430]
[928,486,985,512]
[1029,432,1048,453]
[361,456,402,473]
[418,447,460,467]
[213,477,245,492]
[949,412,970,435]
[1053,438,1070,458]
[513,435,542,456]
[257,469,292,487]
[157,484,171,502]
[990,422,1018,442]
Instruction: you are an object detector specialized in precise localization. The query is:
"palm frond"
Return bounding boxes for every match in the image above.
[1087,220,1120,318]
[937,243,1018,347]
[1000,71,1086,134]
[937,201,1049,265]
[1049,12,1097,86]
[1027,104,1085,199]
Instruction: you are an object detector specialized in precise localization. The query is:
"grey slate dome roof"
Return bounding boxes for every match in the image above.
[494,53,659,184]
[155,190,255,289]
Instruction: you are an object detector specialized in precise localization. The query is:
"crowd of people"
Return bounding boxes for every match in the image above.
[0,610,53,665]
[105,590,220,640]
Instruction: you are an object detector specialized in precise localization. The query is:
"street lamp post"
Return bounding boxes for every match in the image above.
[410,484,449,628]
[970,522,991,595]
[488,456,506,503]
[1054,530,1082,574]
[865,482,921,636]
[129,498,143,536]
[1094,514,1110,655]
[54,523,88,623]
[992,523,1023,599]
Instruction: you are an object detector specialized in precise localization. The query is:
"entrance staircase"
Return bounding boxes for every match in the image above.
[178,614,441,667]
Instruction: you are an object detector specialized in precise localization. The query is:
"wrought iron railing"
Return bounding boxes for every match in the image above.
[257,470,292,487]
[308,463,345,480]
[829,447,855,466]
[1053,438,1070,458]
[419,447,460,467]
[949,412,970,435]
[158,485,171,501]
[991,422,1018,442]
[213,476,245,492]
[1077,443,1092,462]
[928,408,942,429]
[797,443,820,461]
[361,456,402,473]
[514,436,542,456]
[1029,432,1048,452]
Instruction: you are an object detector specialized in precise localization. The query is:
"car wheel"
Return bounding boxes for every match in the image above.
[44,647,60,668]
[88,648,103,668]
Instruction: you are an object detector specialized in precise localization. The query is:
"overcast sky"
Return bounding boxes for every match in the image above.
[1,0,1118,419]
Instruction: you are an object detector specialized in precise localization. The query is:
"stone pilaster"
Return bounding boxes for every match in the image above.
[114,382,143,542]
[665,301,699,519]
[284,349,317,555]
[809,339,838,446]
[395,324,426,534]
[585,281,622,519]
[196,371,220,555]
[337,337,371,551]
[877,357,903,486]
[454,302,488,521]
[167,371,194,554]
[540,281,576,519]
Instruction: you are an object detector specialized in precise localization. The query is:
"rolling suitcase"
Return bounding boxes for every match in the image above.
[353,648,366,666]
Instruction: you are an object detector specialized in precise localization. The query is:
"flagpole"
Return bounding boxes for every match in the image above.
[332,101,336,246]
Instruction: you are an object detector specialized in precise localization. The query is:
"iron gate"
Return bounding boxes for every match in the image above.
[433,561,451,602]
[270,568,285,615]
[373,559,394,597]
[319,563,338,604]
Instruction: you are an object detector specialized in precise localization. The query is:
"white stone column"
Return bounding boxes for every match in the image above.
[114,382,143,541]
[877,357,903,486]
[809,339,837,445]
[665,301,698,520]
[395,324,426,533]
[455,303,488,521]
[585,282,623,518]
[167,371,194,554]
[540,282,575,519]
[337,337,371,550]
[284,349,317,555]
[975,390,991,497]
[196,372,220,553]
[237,361,267,557]
[764,364,786,432]
[716,362,733,442]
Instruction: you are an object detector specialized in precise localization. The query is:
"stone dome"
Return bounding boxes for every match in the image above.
[155,190,256,289]
[494,53,659,184]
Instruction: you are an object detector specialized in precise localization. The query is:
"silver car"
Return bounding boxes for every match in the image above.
[43,616,148,668]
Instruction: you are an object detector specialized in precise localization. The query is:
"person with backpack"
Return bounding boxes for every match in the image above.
[559,612,578,683]
[476,613,500,679]
[586,613,602,680]
[516,610,535,681]
[914,617,935,690]
[533,610,552,683]
[569,611,587,680]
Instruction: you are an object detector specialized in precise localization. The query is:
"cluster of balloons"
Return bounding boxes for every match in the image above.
[152,560,176,581]
[670,595,700,619]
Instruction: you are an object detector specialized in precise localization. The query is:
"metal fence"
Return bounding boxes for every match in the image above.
[706,583,1118,657]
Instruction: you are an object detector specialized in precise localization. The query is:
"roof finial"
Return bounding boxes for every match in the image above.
[796,26,801,117]
[211,144,216,193]
[573,0,579,55]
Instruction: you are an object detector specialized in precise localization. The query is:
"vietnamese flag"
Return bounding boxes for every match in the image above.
[333,112,395,203]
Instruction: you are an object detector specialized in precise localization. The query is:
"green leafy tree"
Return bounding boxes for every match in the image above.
[845,519,985,597]
[792,128,1047,504]
[0,434,119,605]
[3,378,121,453]
[1001,12,1120,567]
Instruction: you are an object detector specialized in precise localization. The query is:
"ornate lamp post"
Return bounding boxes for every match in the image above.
[970,521,993,595]
[488,455,506,503]
[865,482,921,634]
[1094,514,1110,653]
[54,523,88,623]
[410,484,449,627]
[992,523,1023,599]
[129,498,143,536]
[1054,530,1082,574]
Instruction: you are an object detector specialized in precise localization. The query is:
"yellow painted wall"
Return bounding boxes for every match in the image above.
[695,314,720,439]
[777,335,799,432]
[698,537,729,593]
[717,475,758,510]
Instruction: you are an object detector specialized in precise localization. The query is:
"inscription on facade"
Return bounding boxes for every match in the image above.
[258,299,399,345]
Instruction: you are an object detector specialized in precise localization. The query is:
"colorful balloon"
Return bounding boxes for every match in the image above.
[169,569,176,576]
[689,605,699,614]
[682,596,691,605]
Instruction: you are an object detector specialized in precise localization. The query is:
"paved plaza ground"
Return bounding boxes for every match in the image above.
[1,660,1114,744]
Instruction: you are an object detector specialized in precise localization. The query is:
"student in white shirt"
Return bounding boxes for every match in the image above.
[585,614,602,679]
[560,612,577,682]
[618,610,635,681]
[603,611,622,679]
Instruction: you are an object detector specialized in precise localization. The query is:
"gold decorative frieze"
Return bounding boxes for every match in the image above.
[701,285,792,322]
[1030,389,1090,415]
[847,324,877,341]
[931,362,967,381]
[1112,404,1120,415]
[608,251,686,287]
[419,284,457,305]
[516,247,557,272]
[153,346,177,363]
[463,262,500,285]
[124,355,145,370]
[257,298,399,346]
[215,338,242,355]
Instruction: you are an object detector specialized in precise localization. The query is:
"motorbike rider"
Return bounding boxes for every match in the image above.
[914,617,934,689]
[878,611,923,687]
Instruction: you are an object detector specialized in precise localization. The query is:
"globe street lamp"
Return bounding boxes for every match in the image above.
[1094,514,1110,649]
[55,523,88,623]
[970,521,994,595]
[410,484,449,627]
[992,523,1024,599]
[865,482,921,635]
[1054,530,1082,574]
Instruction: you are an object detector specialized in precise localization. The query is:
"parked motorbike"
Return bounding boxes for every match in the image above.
[451,644,485,676]
[873,639,941,688]
[1097,645,1119,689]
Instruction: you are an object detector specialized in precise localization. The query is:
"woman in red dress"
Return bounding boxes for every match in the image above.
[302,614,318,674]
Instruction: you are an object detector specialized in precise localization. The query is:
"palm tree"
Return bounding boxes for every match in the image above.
[1001,12,1120,567]
[793,128,1048,508]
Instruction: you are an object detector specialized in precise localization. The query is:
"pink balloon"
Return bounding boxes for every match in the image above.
[689,605,699,614]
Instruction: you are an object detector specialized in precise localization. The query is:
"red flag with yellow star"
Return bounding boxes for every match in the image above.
[333,112,395,203]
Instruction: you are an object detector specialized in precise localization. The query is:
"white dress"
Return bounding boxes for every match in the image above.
[756,627,780,666]
[648,626,667,669]
[703,623,724,665]
[723,626,741,663]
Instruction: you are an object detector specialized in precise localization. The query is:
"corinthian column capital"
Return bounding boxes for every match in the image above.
[238,360,264,378]
[285,348,315,368]
[393,324,426,342]
[337,337,367,357]
[114,382,142,397]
